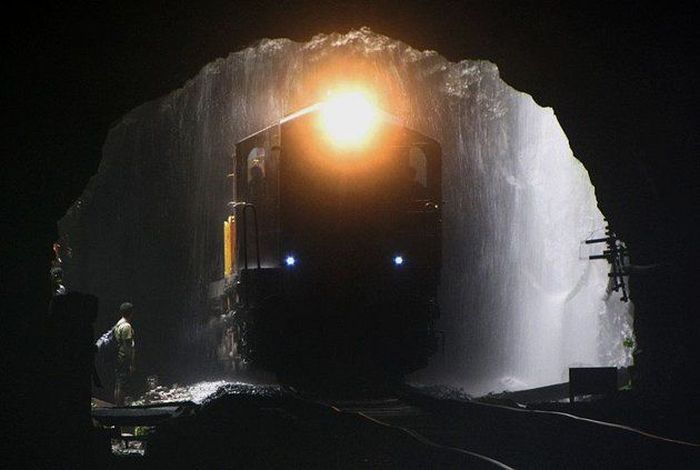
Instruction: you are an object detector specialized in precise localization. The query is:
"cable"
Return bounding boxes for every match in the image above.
[467,399,700,448]
[354,410,515,469]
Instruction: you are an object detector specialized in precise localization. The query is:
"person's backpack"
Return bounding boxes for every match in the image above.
[96,326,117,357]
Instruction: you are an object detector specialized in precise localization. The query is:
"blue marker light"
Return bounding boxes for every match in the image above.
[393,256,404,266]
[285,255,296,267]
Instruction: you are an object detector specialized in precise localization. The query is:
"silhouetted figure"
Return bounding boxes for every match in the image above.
[249,163,266,202]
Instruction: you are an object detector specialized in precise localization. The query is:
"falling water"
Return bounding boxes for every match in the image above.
[60,28,633,394]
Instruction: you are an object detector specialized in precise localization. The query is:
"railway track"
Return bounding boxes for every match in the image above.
[134,383,699,468]
[264,388,507,468]
[313,396,513,468]
[283,387,699,469]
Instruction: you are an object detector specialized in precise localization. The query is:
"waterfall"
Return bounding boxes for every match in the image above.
[59,28,633,393]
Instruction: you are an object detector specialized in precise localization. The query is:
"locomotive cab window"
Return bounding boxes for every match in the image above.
[247,147,265,180]
[406,145,428,200]
[408,146,427,187]
[395,143,435,202]
[247,147,266,200]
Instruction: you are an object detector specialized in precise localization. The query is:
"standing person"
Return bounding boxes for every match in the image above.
[114,302,136,406]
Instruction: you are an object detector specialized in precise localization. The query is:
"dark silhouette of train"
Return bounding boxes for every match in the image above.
[210,93,442,384]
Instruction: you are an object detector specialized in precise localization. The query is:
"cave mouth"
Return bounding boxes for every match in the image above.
[58,28,633,397]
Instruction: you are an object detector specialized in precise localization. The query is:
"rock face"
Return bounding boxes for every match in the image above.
[60,28,633,394]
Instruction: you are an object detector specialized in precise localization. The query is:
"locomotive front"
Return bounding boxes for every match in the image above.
[215,92,442,382]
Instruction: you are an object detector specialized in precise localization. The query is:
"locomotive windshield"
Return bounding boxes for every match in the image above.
[307,140,439,209]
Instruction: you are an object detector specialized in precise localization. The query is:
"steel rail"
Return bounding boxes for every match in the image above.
[349,407,515,469]
[283,389,515,469]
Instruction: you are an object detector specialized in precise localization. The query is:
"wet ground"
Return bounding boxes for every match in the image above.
[130,380,280,406]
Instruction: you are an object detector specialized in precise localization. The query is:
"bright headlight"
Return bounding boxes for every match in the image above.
[319,91,378,148]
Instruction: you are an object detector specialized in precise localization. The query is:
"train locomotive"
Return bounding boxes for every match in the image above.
[210,92,442,383]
